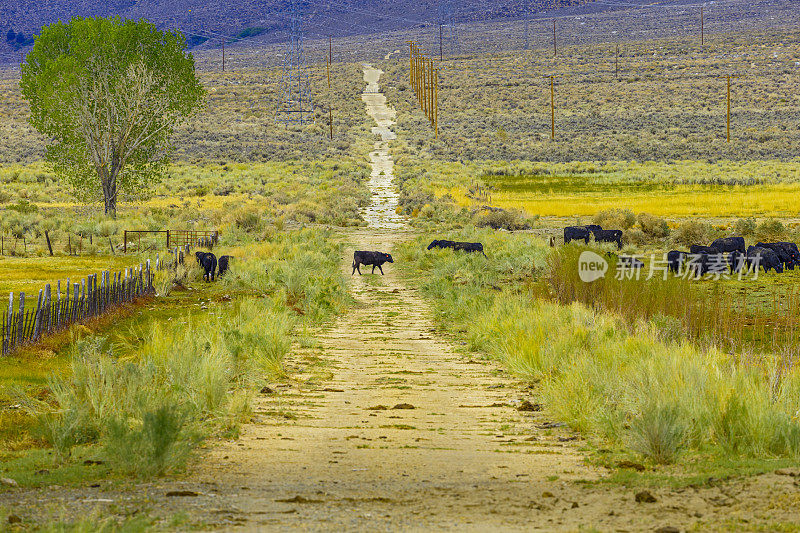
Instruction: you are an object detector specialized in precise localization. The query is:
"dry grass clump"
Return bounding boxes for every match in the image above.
[671,220,712,247]
[637,213,670,239]
[11,228,350,477]
[593,209,636,230]
[473,208,530,231]
[400,230,800,465]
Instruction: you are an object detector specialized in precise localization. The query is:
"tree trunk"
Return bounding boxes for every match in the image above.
[101,169,117,219]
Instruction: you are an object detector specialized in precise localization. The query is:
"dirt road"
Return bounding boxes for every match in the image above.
[4,60,800,533]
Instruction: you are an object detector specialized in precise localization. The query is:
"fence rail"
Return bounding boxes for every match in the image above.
[1,261,155,356]
[123,230,218,253]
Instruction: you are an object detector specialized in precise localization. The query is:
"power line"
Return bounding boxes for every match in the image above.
[277,0,314,126]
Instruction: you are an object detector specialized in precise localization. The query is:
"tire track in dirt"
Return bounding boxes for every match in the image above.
[186,227,598,531]
[6,57,800,533]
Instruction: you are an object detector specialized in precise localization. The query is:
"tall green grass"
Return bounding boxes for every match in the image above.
[398,230,800,464]
[16,228,350,477]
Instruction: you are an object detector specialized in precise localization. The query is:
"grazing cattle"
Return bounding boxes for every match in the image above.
[352,251,394,275]
[710,237,746,254]
[782,242,800,268]
[197,252,218,281]
[690,245,718,255]
[584,224,603,232]
[590,229,623,249]
[428,239,455,250]
[217,255,232,277]
[452,242,487,257]
[667,250,688,273]
[757,242,798,270]
[427,240,487,257]
[728,250,746,273]
[686,252,733,277]
[685,253,711,277]
[746,246,783,274]
[564,226,591,245]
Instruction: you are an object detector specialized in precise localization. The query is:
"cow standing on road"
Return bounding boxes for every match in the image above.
[352,251,394,275]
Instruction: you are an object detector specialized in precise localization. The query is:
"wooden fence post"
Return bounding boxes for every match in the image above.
[56,281,62,330]
[4,293,12,355]
[44,284,51,334]
[147,260,152,291]
[45,231,53,257]
[33,289,43,340]
[72,283,79,322]
[17,293,25,346]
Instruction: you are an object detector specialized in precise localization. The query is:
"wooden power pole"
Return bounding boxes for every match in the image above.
[553,20,557,57]
[549,76,555,139]
[724,75,731,142]
[435,68,439,138]
[701,6,704,46]
[717,75,738,142]
[328,36,333,140]
[439,25,443,61]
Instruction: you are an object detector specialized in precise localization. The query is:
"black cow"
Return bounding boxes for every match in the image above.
[428,240,487,257]
[453,242,487,257]
[564,226,591,245]
[746,246,783,274]
[591,229,623,249]
[353,251,393,275]
[217,255,232,277]
[728,250,746,273]
[428,239,455,250]
[667,250,688,273]
[782,242,800,268]
[197,252,218,281]
[685,253,711,277]
[710,237,746,254]
[690,245,718,255]
[757,242,797,270]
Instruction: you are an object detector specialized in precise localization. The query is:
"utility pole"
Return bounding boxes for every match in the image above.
[439,25,443,61]
[725,75,731,142]
[553,20,557,57]
[408,41,415,92]
[716,75,738,142]
[429,58,435,126]
[435,68,439,138]
[523,0,529,50]
[327,36,332,89]
[277,0,314,125]
[701,5,704,46]
[549,76,555,140]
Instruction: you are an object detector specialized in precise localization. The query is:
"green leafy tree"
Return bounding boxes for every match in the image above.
[21,17,205,218]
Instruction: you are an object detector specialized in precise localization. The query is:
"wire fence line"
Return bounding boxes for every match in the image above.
[1,262,154,356]
[0,243,202,356]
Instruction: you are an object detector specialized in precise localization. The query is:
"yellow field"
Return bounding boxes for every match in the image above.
[0,255,138,296]
[489,184,800,218]
[421,160,800,220]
